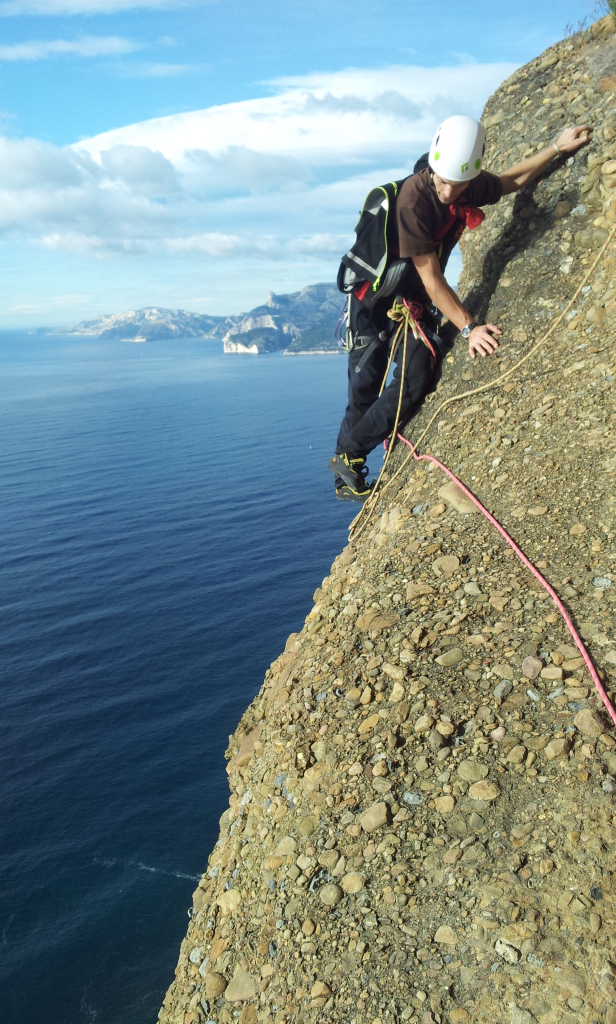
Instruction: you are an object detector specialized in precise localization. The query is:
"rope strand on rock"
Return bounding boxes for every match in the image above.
[394,435,616,729]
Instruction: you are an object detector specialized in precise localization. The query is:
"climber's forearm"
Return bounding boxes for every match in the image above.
[411,252,472,329]
[499,124,593,195]
[500,146,561,194]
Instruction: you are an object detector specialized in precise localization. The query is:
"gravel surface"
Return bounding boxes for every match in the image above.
[159,17,616,1024]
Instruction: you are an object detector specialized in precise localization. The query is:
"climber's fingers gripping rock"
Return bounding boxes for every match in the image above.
[556,124,593,155]
[468,323,501,359]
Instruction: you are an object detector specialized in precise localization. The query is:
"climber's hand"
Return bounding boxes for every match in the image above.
[556,125,593,155]
[468,324,501,359]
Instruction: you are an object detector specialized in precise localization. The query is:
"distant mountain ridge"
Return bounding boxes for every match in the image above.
[61,283,343,353]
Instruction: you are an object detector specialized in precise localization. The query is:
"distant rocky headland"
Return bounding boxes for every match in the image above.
[60,283,343,355]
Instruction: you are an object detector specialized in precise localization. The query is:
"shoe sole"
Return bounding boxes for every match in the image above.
[335,487,371,503]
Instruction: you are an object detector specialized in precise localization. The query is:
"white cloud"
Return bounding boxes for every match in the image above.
[100,144,180,193]
[183,145,312,196]
[0,59,518,268]
[0,0,200,14]
[166,231,346,260]
[0,35,137,60]
[80,62,516,168]
[0,136,173,237]
[119,61,197,77]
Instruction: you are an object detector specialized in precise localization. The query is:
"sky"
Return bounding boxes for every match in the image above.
[0,0,601,327]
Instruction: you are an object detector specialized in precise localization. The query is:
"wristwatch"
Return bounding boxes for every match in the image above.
[460,320,478,339]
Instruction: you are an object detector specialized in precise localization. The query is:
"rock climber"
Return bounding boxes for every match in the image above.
[329,114,592,501]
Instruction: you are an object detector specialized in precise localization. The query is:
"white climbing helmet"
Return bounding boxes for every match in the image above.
[428,115,486,183]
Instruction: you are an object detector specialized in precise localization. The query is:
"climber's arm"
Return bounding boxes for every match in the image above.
[412,252,501,358]
[499,124,593,195]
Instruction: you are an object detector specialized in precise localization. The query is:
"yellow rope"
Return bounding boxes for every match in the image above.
[349,219,616,540]
[368,304,411,492]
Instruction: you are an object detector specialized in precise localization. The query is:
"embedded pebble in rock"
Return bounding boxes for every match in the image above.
[310,739,326,762]
[159,24,616,1024]
[438,481,479,514]
[224,969,258,1002]
[458,760,489,783]
[390,681,405,702]
[204,972,227,999]
[593,576,612,589]
[217,888,241,915]
[464,581,482,596]
[570,523,587,536]
[468,781,500,801]
[493,663,514,680]
[435,648,463,667]
[434,925,458,945]
[541,664,563,681]
[341,872,365,893]
[358,713,380,735]
[493,680,513,698]
[494,938,521,964]
[507,744,527,764]
[276,835,296,855]
[311,980,332,1000]
[545,738,568,759]
[383,662,405,682]
[359,801,389,832]
[574,707,605,738]
[522,656,543,679]
[432,554,460,577]
[318,883,343,907]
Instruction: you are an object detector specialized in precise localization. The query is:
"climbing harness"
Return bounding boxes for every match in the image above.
[348,219,616,728]
[361,299,439,503]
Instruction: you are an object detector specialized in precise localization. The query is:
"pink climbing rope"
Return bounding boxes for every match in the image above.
[395,433,616,729]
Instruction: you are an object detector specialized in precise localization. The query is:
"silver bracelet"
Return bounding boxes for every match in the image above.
[552,142,561,156]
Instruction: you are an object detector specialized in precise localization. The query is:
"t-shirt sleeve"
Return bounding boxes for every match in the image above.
[397,192,437,258]
[466,170,503,206]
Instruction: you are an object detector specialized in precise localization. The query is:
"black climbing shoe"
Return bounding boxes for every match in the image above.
[335,482,373,503]
[328,452,370,492]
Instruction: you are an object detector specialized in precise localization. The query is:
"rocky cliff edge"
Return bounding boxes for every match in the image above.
[159,18,616,1024]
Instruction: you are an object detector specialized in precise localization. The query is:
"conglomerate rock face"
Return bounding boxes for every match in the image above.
[159,18,616,1024]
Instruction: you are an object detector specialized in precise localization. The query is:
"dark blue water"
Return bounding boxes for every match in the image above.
[0,335,353,1024]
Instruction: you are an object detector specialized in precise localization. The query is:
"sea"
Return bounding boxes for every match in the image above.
[0,333,358,1024]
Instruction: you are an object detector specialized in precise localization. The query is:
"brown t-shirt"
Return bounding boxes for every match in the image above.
[395,167,502,306]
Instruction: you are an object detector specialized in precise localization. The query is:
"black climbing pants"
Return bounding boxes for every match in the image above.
[335,329,442,466]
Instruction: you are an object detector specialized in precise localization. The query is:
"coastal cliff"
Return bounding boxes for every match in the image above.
[159,18,616,1024]
[61,284,342,353]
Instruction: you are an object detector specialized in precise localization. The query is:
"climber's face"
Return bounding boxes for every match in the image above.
[431,173,470,204]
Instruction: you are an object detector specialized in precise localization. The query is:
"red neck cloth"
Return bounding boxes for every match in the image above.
[436,197,485,241]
